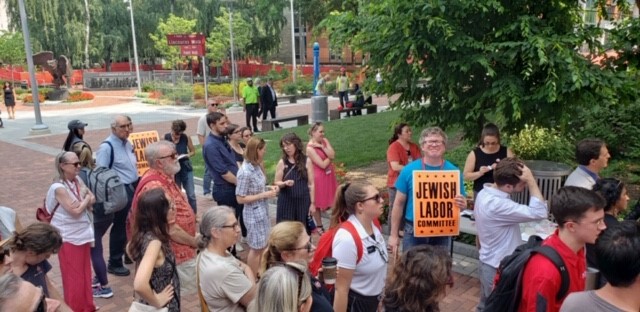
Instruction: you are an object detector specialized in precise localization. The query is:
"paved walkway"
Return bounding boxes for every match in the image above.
[0,93,479,311]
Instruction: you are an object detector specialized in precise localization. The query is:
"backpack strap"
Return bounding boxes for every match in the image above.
[196,253,209,312]
[535,246,570,301]
[102,141,115,169]
[340,221,364,264]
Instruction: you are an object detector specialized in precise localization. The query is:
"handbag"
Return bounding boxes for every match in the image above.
[128,301,168,312]
[196,253,209,312]
[306,214,317,234]
[36,199,59,223]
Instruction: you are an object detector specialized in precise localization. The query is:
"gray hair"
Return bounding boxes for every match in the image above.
[145,141,175,168]
[54,151,75,179]
[0,274,22,310]
[110,114,131,129]
[197,206,235,249]
[419,127,448,146]
[249,261,312,312]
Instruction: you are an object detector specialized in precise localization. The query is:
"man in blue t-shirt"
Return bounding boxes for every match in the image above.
[388,126,467,254]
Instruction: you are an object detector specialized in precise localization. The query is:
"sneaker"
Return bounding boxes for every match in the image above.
[93,286,114,299]
[91,276,100,288]
[107,265,130,276]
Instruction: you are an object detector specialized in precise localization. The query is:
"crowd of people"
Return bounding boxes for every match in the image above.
[1,107,640,312]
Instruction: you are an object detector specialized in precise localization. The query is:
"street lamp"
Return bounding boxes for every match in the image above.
[124,0,142,94]
[289,0,296,82]
[17,0,49,134]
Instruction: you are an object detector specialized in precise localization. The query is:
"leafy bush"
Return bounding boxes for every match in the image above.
[15,88,28,95]
[267,69,280,82]
[38,87,54,97]
[325,81,337,95]
[296,79,313,95]
[193,84,205,99]
[208,83,234,97]
[506,125,573,162]
[279,68,290,80]
[66,92,95,102]
[23,94,45,103]
[282,82,298,95]
[572,100,640,159]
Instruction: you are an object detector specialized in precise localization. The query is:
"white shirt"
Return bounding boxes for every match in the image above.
[475,183,548,268]
[197,114,211,141]
[46,180,94,245]
[332,215,387,296]
[198,250,252,312]
[564,167,596,189]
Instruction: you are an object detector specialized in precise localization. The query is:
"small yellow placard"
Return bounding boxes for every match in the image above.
[412,170,460,237]
[128,131,160,176]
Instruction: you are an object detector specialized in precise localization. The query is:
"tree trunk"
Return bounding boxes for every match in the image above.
[104,48,112,72]
[84,0,90,69]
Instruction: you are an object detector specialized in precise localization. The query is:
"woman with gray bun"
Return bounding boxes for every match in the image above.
[197,206,256,311]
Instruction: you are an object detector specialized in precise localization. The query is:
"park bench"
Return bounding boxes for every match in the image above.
[262,114,309,131]
[329,105,377,120]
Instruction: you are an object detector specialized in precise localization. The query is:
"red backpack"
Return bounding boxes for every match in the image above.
[309,218,381,276]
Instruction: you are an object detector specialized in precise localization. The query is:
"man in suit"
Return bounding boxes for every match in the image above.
[260,78,280,129]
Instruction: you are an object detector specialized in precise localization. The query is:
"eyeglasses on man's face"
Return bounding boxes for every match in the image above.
[158,152,178,160]
[64,162,81,167]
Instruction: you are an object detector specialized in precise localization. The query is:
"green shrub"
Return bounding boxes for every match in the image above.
[506,124,573,162]
[193,84,205,99]
[279,68,290,80]
[325,81,337,95]
[282,82,298,95]
[15,88,27,95]
[296,79,313,95]
[572,100,640,159]
[267,69,280,82]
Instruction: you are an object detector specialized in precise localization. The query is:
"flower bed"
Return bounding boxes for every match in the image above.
[66,91,95,102]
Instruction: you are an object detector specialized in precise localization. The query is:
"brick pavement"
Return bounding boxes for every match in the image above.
[0,93,479,311]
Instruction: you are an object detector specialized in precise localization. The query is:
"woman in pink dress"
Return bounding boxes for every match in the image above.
[306,122,337,234]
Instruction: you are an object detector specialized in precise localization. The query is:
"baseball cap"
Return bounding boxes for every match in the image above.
[68,119,88,130]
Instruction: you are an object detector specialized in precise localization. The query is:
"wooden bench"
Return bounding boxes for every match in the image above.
[329,105,377,120]
[262,114,309,131]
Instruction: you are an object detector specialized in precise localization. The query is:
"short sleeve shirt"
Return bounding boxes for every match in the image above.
[394,159,466,222]
[242,86,259,104]
[199,250,253,312]
[21,260,52,297]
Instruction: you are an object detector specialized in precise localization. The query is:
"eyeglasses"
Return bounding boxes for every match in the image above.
[361,193,383,203]
[286,239,313,253]
[483,142,499,146]
[117,123,133,130]
[424,140,444,146]
[0,246,10,263]
[567,217,605,227]
[34,286,47,312]
[64,162,81,167]
[210,103,219,107]
[243,133,253,138]
[158,152,178,160]
[220,222,240,229]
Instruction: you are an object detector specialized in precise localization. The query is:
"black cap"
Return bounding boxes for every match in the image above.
[68,119,88,130]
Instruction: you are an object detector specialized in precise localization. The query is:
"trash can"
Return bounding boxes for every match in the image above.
[511,160,573,206]
[311,96,328,122]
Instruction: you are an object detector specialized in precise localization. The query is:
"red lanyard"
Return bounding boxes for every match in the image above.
[63,179,81,201]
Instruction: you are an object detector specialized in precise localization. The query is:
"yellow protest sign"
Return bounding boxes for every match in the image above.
[128,131,160,176]
[412,170,460,237]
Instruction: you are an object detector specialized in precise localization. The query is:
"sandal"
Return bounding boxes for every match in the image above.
[315,226,325,236]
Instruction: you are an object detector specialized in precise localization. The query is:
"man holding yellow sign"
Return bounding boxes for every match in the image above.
[388,127,467,255]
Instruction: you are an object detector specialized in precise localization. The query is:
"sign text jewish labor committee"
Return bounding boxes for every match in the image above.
[412,170,461,237]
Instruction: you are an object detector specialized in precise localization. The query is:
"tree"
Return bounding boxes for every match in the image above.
[0,32,27,84]
[206,8,251,67]
[149,14,197,69]
[317,0,640,138]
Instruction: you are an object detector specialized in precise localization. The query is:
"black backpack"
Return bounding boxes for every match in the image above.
[484,235,569,312]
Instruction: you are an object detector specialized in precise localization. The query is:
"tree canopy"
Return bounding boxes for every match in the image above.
[318,0,640,138]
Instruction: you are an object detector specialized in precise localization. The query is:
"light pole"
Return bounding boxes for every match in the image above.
[228,5,238,103]
[17,0,49,134]
[289,0,296,82]
[124,0,142,94]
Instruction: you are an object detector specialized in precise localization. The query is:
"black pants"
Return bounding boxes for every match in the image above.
[347,289,380,312]
[245,104,259,131]
[109,183,136,268]
[261,105,280,128]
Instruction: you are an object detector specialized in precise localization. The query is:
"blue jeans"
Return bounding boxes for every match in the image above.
[477,262,497,312]
[203,166,213,195]
[175,169,197,213]
[402,222,452,251]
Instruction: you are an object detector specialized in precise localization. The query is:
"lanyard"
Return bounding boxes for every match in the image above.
[63,179,81,201]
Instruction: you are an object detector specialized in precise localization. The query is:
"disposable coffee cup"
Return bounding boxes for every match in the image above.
[585,267,600,290]
[322,257,338,285]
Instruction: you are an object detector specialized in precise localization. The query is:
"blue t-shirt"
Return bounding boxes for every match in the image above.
[395,159,466,222]
[21,260,52,297]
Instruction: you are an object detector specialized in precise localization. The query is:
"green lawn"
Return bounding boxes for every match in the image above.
[192,110,405,183]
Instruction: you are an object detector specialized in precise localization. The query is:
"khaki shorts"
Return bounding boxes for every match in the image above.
[177,258,197,296]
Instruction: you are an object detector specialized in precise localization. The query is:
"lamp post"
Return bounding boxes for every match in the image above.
[17,0,49,134]
[228,5,238,103]
[124,0,142,94]
[289,0,296,82]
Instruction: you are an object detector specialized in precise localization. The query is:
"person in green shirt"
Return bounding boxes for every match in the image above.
[242,78,261,132]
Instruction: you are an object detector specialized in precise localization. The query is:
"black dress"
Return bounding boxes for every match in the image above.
[472,145,508,193]
[276,158,311,224]
[3,87,15,106]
